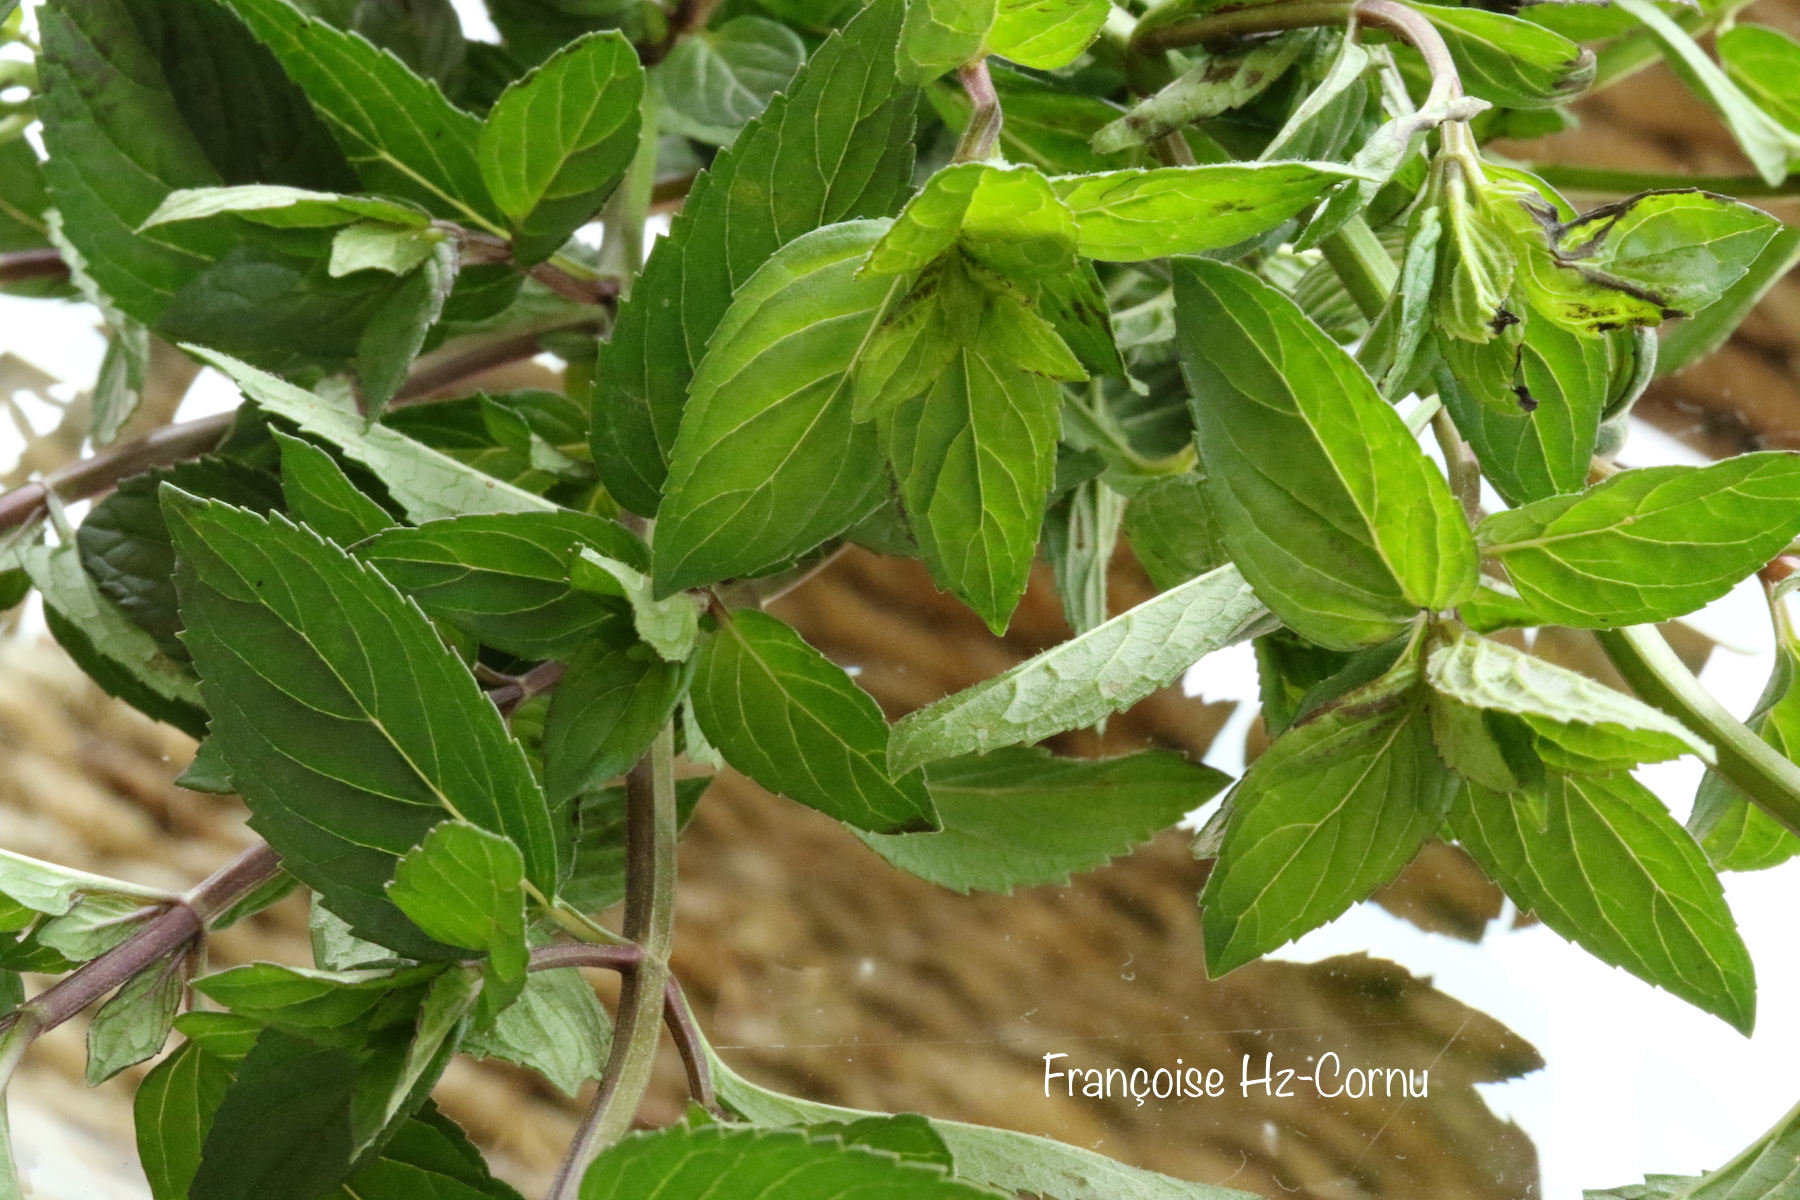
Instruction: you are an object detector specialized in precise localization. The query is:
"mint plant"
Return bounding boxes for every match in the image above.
[1,0,1800,1192]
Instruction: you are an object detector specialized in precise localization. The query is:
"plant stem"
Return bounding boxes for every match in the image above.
[952,60,1003,163]
[1431,405,1482,524]
[547,723,679,1198]
[1320,213,1397,321]
[0,412,234,532]
[1597,625,1800,837]
[1134,0,1352,51]
[0,249,68,287]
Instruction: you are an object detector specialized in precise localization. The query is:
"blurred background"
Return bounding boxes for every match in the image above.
[6,0,1800,1196]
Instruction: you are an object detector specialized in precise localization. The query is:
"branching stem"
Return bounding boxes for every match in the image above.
[952,59,1003,163]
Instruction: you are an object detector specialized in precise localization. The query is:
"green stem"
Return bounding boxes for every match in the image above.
[1596,625,1800,837]
[1321,212,1396,321]
[1134,0,1352,52]
[1526,162,1800,198]
[546,722,679,1198]
[1431,405,1481,524]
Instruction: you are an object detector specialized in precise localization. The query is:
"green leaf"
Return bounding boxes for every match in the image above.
[356,511,646,659]
[1476,455,1800,628]
[330,221,445,276]
[193,962,441,1047]
[1690,633,1800,872]
[365,1105,524,1200]
[543,630,692,803]
[78,454,285,661]
[23,542,208,738]
[563,777,712,912]
[1052,163,1357,263]
[479,31,643,265]
[1414,5,1594,110]
[0,846,174,919]
[460,966,611,1097]
[193,1028,360,1200]
[1588,1094,1800,1199]
[358,238,458,416]
[570,548,701,661]
[1612,0,1800,187]
[141,185,431,231]
[898,0,993,84]
[888,563,1270,772]
[136,1040,236,1200]
[276,430,400,546]
[86,955,185,1084]
[591,0,916,513]
[865,163,1078,282]
[579,1123,1009,1198]
[165,492,561,955]
[221,0,505,228]
[175,1012,267,1065]
[1172,257,1476,650]
[1091,36,1304,152]
[691,609,937,833]
[805,1115,952,1168]
[1450,772,1756,1032]
[1426,628,1710,774]
[653,221,899,596]
[654,17,806,146]
[190,347,556,521]
[986,0,1107,69]
[710,1053,1259,1200]
[858,747,1226,893]
[1659,224,1800,377]
[388,822,529,1023]
[1256,30,1376,165]
[1122,473,1226,592]
[925,65,1133,174]
[37,892,159,961]
[1201,649,1456,974]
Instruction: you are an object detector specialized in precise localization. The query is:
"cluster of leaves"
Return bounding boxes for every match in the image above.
[4,0,1800,1192]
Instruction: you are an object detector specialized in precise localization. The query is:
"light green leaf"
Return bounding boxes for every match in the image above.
[889,563,1271,773]
[1690,633,1800,873]
[1092,36,1304,153]
[275,431,399,547]
[141,186,430,231]
[1416,5,1594,109]
[221,0,506,227]
[542,632,691,803]
[23,542,208,738]
[692,609,937,833]
[1122,473,1226,592]
[1257,32,1372,163]
[357,511,648,660]
[136,1040,236,1200]
[899,0,994,84]
[461,967,611,1096]
[654,220,899,596]
[1173,257,1476,650]
[1053,163,1360,262]
[329,221,445,276]
[1588,1093,1800,1199]
[710,1052,1259,1200]
[859,747,1226,893]
[0,845,174,918]
[1426,629,1710,774]
[1612,0,1800,187]
[1721,22,1800,134]
[1659,224,1800,377]
[1450,771,1756,1032]
[188,347,555,522]
[165,492,561,956]
[86,955,184,1084]
[38,892,159,961]
[865,162,1078,282]
[479,31,644,264]
[570,548,700,661]
[1201,651,1456,974]
[1477,454,1800,628]
[389,822,529,1023]
[311,900,403,972]
[987,0,1108,69]
[655,17,806,146]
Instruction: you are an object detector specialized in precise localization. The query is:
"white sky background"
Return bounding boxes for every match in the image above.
[4,0,1799,1191]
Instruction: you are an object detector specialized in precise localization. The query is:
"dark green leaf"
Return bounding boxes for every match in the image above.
[357,239,456,415]
[86,955,184,1084]
[1122,473,1226,592]
[591,0,916,513]
[165,492,561,954]
[691,609,937,833]
[579,1123,1009,1198]
[1173,257,1476,650]
[374,1104,524,1200]
[924,66,1130,174]
[1690,633,1800,872]
[654,17,806,146]
[460,967,611,1096]
[889,563,1270,773]
[986,0,1106,68]
[1477,454,1800,628]
[383,389,595,496]
[543,629,692,802]
[388,822,528,1022]
[805,1115,952,1168]
[563,777,711,912]
[479,31,643,264]
[174,1011,267,1064]
[1450,772,1756,1032]
[193,962,440,1047]
[859,747,1226,893]
[1415,4,1594,110]
[357,510,645,659]
[276,430,400,546]
[193,1028,363,1200]
[222,0,506,227]
[350,0,466,87]
[1201,650,1456,974]
[1052,164,1357,263]
[136,1039,236,1200]
[653,220,898,596]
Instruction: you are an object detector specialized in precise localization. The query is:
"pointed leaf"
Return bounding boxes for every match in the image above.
[142,186,431,230]
[542,632,692,803]
[461,967,612,1097]
[193,1028,360,1200]
[1091,37,1306,153]
[1415,6,1593,110]
[276,430,400,546]
[1450,772,1756,1032]
[86,956,184,1084]
[865,163,1078,282]
[137,1040,236,1200]
[889,563,1270,773]
[0,847,174,918]
[570,549,700,661]
[691,609,937,833]
[654,17,806,146]
[388,822,529,1023]
[986,0,1107,69]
